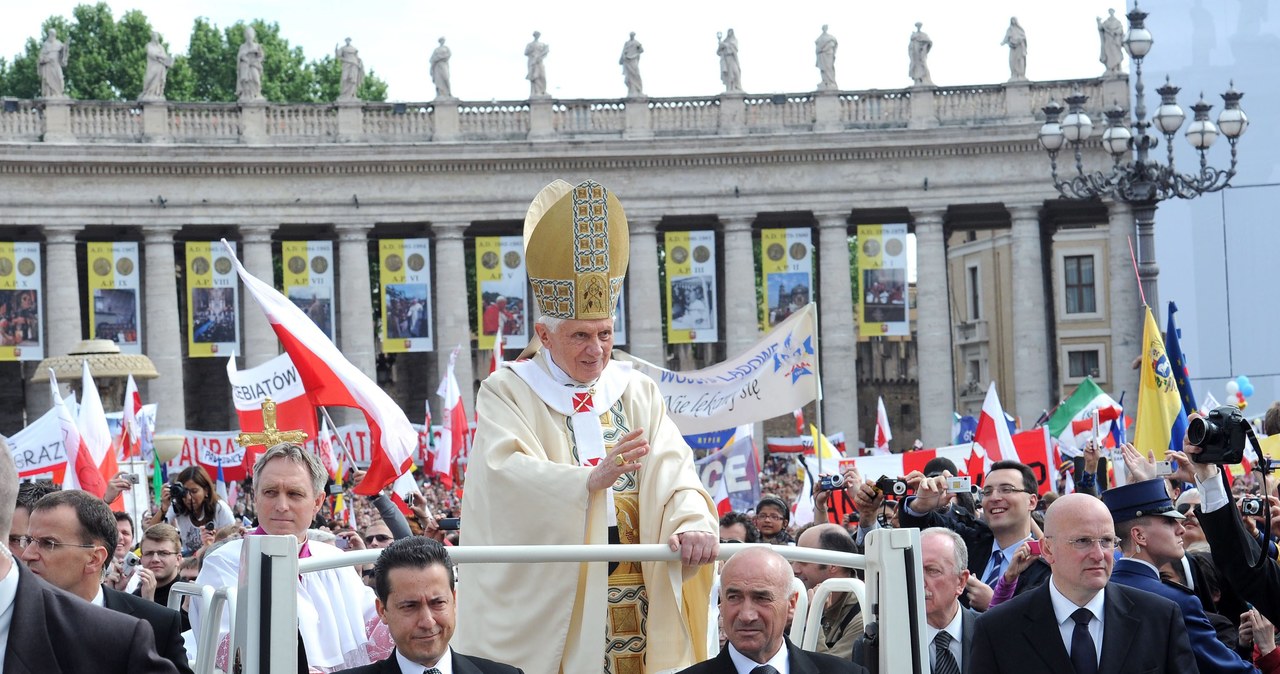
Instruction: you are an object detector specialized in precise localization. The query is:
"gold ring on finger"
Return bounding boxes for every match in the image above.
[614,454,625,467]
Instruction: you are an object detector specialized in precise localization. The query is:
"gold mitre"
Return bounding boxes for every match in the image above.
[523,179,629,320]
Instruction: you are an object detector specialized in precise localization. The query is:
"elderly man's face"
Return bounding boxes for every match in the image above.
[921,533,968,626]
[534,317,614,383]
[254,458,323,541]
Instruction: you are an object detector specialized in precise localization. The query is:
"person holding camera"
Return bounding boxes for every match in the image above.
[144,466,234,556]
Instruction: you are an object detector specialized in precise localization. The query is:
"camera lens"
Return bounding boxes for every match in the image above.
[1187,416,1212,447]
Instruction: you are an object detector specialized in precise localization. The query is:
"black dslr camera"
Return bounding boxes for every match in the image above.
[1188,405,1252,464]
[168,482,190,515]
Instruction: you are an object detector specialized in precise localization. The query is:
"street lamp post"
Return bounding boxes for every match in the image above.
[1037,5,1248,315]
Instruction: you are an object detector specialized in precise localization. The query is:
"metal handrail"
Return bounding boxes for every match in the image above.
[800,577,867,651]
[168,581,233,674]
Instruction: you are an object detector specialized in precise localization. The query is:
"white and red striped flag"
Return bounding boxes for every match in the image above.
[874,396,893,456]
[972,382,1016,464]
[314,414,339,480]
[50,370,106,497]
[119,374,143,459]
[434,345,467,489]
[222,239,417,497]
[489,318,506,375]
[792,408,805,437]
[78,361,120,505]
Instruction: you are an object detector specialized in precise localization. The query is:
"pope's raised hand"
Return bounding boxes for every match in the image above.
[588,428,649,493]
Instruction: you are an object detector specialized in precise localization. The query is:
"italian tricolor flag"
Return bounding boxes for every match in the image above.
[1047,377,1121,456]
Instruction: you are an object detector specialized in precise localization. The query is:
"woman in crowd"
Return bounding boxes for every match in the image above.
[145,465,235,555]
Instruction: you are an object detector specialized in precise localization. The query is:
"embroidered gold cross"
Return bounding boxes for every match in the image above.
[235,397,310,448]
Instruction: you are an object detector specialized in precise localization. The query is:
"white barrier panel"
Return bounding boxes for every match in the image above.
[229,539,924,674]
[800,576,867,652]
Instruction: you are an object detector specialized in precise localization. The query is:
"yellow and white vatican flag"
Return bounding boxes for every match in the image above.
[86,241,142,353]
[856,223,909,339]
[760,227,812,331]
[186,241,240,357]
[378,238,434,353]
[664,230,718,344]
[0,242,44,360]
[474,235,529,350]
[281,240,335,341]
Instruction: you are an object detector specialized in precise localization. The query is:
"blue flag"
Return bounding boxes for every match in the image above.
[1166,301,1196,451]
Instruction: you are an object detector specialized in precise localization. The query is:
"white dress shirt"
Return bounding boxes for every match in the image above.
[727,641,789,674]
[1048,578,1105,665]
[396,645,453,674]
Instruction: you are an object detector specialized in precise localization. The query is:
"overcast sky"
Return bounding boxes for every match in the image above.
[2,0,1130,101]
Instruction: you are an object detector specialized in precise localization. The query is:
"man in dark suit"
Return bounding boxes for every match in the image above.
[921,527,980,673]
[334,537,522,674]
[1102,478,1266,673]
[0,438,176,673]
[678,546,863,674]
[22,489,192,674]
[899,461,1051,608]
[969,493,1197,673]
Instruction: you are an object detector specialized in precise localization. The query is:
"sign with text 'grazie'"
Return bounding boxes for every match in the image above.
[623,303,818,434]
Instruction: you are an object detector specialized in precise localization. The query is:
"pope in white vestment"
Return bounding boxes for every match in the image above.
[454,179,718,674]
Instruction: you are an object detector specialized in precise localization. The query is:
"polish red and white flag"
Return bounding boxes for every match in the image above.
[78,361,120,504]
[433,345,467,489]
[119,374,143,459]
[223,240,417,496]
[874,396,893,456]
[972,382,1016,463]
[50,370,106,497]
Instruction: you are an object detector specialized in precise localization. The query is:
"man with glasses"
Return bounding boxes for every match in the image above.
[754,496,794,545]
[903,460,1050,606]
[24,489,192,674]
[133,524,188,625]
[970,493,1196,673]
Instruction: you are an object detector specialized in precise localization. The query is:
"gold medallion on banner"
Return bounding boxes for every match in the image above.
[408,253,425,272]
[16,258,34,276]
[767,243,785,261]
[885,238,904,257]
[789,242,808,260]
[214,258,232,275]
[287,256,306,274]
[384,254,403,272]
[670,246,688,264]
[117,258,134,276]
[480,251,499,270]
[311,256,328,274]
[504,251,522,269]
[93,257,111,276]
[191,257,210,275]
[862,239,880,257]
[693,245,710,264]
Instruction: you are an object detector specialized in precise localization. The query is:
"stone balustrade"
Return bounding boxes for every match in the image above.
[0,77,1122,145]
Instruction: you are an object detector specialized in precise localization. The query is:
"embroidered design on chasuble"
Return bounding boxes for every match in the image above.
[566,400,648,674]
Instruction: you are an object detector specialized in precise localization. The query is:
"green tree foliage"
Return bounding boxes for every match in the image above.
[2,7,387,102]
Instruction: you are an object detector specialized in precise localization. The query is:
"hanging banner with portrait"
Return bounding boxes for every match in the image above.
[0,242,44,361]
[186,241,240,357]
[87,242,142,355]
[474,235,529,351]
[281,240,335,342]
[664,230,718,344]
[759,228,813,332]
[856,224,909,340]
[379,238,434,353]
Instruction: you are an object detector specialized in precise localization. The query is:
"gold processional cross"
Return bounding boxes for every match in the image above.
[235,397,310,448]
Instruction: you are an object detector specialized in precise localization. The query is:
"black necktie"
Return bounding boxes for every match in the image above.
[750,666,779,674]
[1070,608,1098,674]
[933,630,960,674]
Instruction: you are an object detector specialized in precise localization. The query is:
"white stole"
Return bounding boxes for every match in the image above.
[510,354,631,526]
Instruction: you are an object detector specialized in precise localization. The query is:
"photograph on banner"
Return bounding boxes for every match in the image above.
[379,238,434,353]
[186,241,240,357]
[856,224,909,339]
[282,240,335,341]
[0,242,43,360]
[474,235,529,350]
[664,230,718,344]
[87,241,142,354]
[760,228,813,330]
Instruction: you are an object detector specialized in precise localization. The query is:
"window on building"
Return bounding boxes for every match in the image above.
[1064,255,1097,314]
[1068,349,1100,379]
[967,265,981,320]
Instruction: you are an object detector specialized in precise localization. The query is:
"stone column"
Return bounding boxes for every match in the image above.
[241,225,278,367]
[337,224,376,382]
[913,210,955,446]
[626,218,664,365]
[44,226,82,357]
[432,222,475,413]
[1009,205,1050,422]
[1107,201,1141,401]
[722,216,758,358]
[816,213,858,438]
[142,225,186,431]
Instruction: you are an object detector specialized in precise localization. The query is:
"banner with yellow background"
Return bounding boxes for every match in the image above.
[186,241,240,357]
[282,241,335,341]
[856,224,909,340]
[87,242,142,354]
[0,242,43,361]
[759,228,813,332]
[379,238,434,353]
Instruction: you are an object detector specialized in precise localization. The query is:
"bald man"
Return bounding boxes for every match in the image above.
[792,523,863,658]
[679,546,862,673]
[969,493,1196,674]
